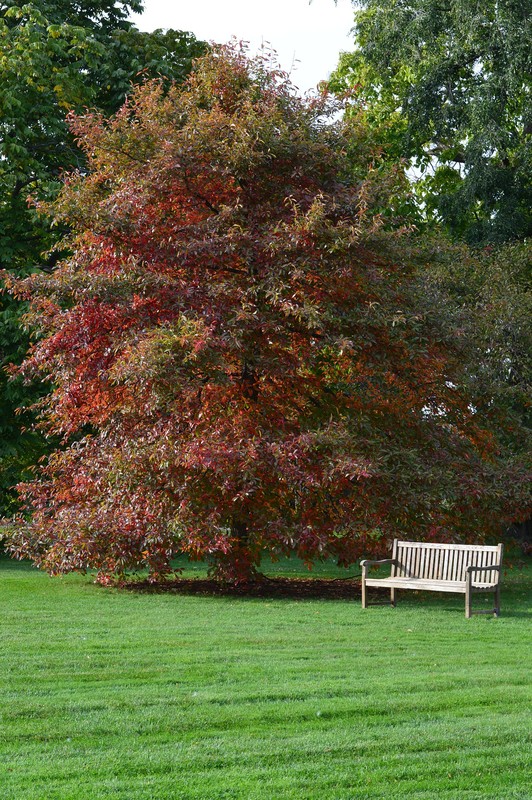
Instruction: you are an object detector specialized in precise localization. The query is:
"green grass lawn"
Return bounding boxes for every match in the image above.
[0,555,530,800]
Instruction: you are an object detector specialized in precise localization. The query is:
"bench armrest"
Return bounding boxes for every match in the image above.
[360,558,394,567]
[465,564,501,574]
[466,564,501,587]
[360,558,395,577]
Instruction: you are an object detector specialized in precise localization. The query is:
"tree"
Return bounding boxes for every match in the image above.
[330,0,532,245]
[3,45,529,583]
[0,1,204,273]
[425,237,531,452]
[0,1,205,510]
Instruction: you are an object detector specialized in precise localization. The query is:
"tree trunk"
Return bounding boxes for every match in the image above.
[210,517,259,584]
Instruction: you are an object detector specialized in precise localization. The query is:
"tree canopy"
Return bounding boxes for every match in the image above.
[0,1,205,510]
[4,46,529,583]
[330,0,532,244]
[0,0,204,272]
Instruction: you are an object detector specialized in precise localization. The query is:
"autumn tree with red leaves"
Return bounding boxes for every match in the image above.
[3,45,529,583]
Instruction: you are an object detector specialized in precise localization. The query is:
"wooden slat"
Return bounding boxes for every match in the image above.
[418,546,426,577]
[430,547,437,579]
[485,549,495,584]
[395,543,402,576]
[434,547,443,580]
[448,548,456,581]
[407,545,412,577]
[391,539,398,579]
[457,549,464,579]
[400,544,409,578]
[458,549,465,581]
[410,546,417,577]
[460,549,468,581]
[404,544,412,578]
[497,543,504,585]
[442,547,450,580]
[480,548,487,581]
[410,546,418,578]
[453,549,461,581]
[416,546,424,577]
[396,541,499,551]
[466,549,477,575]
[364,577,498,593]
[489,549,497,583]
[423,546,430,579]
[421,548,430,579]
[423,548,429,577]
[457,549,466,580]
[444,548,450,580]
[397,544,404,577]
[433,550,439,579]
[427,546,436,579]
[484,551,490,584]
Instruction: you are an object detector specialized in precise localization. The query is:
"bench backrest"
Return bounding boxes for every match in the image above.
[391,541,503,584]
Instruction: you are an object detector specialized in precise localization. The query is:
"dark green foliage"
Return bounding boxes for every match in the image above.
[0,2,205,271]
[331,0,532,244]
[329,2,531,528]
[0,297,51,512]
[93,27,206,115]
[0,1,205,512]
[432,241,531,421]
[1,0,143,29]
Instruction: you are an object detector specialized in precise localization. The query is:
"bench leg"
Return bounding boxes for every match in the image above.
[465,583,472,619]
[361,578,367,609]
[494,585,501,617]
[390,587,396,607]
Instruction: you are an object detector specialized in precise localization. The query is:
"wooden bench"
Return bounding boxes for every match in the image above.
[361,540,503,618]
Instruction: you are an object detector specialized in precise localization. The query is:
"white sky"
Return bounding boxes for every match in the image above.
[131,0,355,93]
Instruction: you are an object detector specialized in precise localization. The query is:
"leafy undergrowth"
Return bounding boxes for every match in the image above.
[0,555,530,800]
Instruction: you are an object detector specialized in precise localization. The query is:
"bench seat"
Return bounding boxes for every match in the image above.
[361,540,503,617]
[364,577,498,593]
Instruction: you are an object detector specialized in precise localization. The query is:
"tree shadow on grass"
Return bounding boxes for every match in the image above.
[122,575,363,601]
[122,577,530,616]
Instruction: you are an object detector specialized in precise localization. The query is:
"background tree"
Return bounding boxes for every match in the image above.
[0,1,205,511]
[425,237,531,477]
[330,0,532,244]
[4,46,529,583]
[329,0,532,531]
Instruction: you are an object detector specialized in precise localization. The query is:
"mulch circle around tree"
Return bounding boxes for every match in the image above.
[121,575,364,600]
